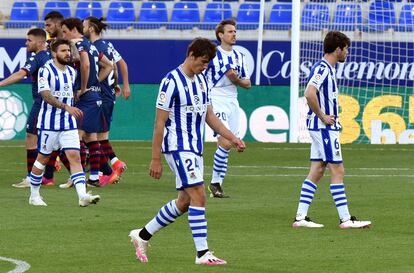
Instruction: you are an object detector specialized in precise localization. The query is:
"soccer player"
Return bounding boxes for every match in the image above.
[60,17,113,187]
[83,16,129,185]
[44,11,64,41]
[204,19,251,198]
[128,38,245,265]
[292,31,371,229]
[28,39,100,206]
[0,28,51,188]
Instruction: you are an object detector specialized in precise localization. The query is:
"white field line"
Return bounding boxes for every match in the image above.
[0,256,30,273]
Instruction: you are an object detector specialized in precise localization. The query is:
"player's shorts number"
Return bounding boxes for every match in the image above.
[185,158,199,172]
[334,138,340,150]
[216,112,227,121]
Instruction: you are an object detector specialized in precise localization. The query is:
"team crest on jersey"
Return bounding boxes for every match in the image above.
[315,74,322,81]
[194,95,200,105]
[159,93,166,103]
[64,84,70,91]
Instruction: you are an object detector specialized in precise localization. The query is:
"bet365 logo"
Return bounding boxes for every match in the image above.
[0,90,28,140]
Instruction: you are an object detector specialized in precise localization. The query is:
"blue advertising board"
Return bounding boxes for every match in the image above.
[1,39,414,86]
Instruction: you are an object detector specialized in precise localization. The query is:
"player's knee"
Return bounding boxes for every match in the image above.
[176,198,190,213]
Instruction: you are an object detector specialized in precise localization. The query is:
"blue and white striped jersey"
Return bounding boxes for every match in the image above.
[306,58,341,131]
[204,46,249,99]
[37,61,77,131]
[156,66,210,156]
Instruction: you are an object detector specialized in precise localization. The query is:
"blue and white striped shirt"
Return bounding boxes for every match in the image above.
[37,61,77,131]
[204,46,249,99]
[306,58,341,131]
[156,66,210,156]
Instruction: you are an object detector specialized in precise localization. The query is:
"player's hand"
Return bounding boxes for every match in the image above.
[233,138,246,152]
[67,106,83,119]
[122,84,131,100]
[321,114,335,125]
[149,159,163,179]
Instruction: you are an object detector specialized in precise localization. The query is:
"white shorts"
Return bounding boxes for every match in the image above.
[309,129,343,163]
[211,97,240,137]
[37,129,80,155]
[164,151,204,190]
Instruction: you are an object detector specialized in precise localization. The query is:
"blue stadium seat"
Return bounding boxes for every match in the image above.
[264,4,292,30]
[167,2,200,30]
[301,4,330,31]
[5,2,39,29]
[137,2,168,29]
[236,3,260,30]
[243,0,272,2]
[43,2,71,19]
[309,0,336,2]
[212,0,239,2]
[332,4,362,31]
[200,3,232,30]
[107,2,135,29]
[364,1,396,32]
[75,2,103,20]
[398,5,414,32]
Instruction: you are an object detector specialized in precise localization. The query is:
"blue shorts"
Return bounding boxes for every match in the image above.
[75,100,102,133]
[26,102,41,134]
[99,100,115,133]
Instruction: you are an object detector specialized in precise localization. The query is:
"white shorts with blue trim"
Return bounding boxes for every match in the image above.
[164,151,204,190]
[37,129,80,155]
[309,129,342,164]
[211,96,240,138]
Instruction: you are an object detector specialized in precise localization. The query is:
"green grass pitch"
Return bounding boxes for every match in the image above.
[0,141,413,273]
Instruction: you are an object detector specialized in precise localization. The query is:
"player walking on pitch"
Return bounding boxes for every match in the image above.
[292,31,371,229]
[129,38,245,265]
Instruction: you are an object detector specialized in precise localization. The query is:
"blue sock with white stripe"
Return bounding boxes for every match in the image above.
[211,146,229,185]
[29,172,43,198]
[296,179,318,220]
[145,200,182,235]
[330,183,351,222]
[71,172,87,199]
[188,206,208,251]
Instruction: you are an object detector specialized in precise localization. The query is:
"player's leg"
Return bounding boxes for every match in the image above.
[97,131,119,186]
[325,131,371,229]
[83,132,101,187]
[42,150,59,186]
[210,99,232,198]
[293,130,326,228]
[60,130,100,206]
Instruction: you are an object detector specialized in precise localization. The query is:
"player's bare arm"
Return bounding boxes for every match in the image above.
[206,105,245,152]
[225,69,251,89]
[0,69,27,87]
[40,90,83,119]
[117,59,131,99]
[70,42,80,63]
[78,51,90,96]
[149,108,170,179]
[98,55,113,82]
[305,85,335,125]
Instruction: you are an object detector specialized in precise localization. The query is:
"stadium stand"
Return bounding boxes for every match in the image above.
[236,3,261,30]
[332,3,362,31]
[264,4,292,30]
[200,3,233,30]
[137,2,168,29]
[364,0,396,32]
[167,2,200,30]
[106,2,135,29]
[43,2,71,19]
[301,3,330,30]
[5,2,39,29]
[398,4,414,31]
[75,1,104,20]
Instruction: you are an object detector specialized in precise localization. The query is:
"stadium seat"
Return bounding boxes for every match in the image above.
[398,5,414,32]
[332,4,362,31]
[264,4,292,30]
[301,4,330,31]
[242,0,272,2]
[75,2,104,20]
[200,3,232,30]
[212,0,239,2]
[5,2,39,29]
[43,2,71,19]
[236,3,261,30]
[106,2,135,29]
[137,2,168,29]
[167,2,200,30]
[309,0,336,2]
[364,1,396,32]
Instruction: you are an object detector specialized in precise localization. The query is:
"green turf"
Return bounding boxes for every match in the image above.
[0,141,413,273]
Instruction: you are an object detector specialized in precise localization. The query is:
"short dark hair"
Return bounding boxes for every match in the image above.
[50,39,71,53]
[215,19,236,43]
[44,11,64,22]
[187,37,216,62]
[84,16,108,35]
[61,17,83,34]
[27,28,47,40]
[324,31,351,54]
